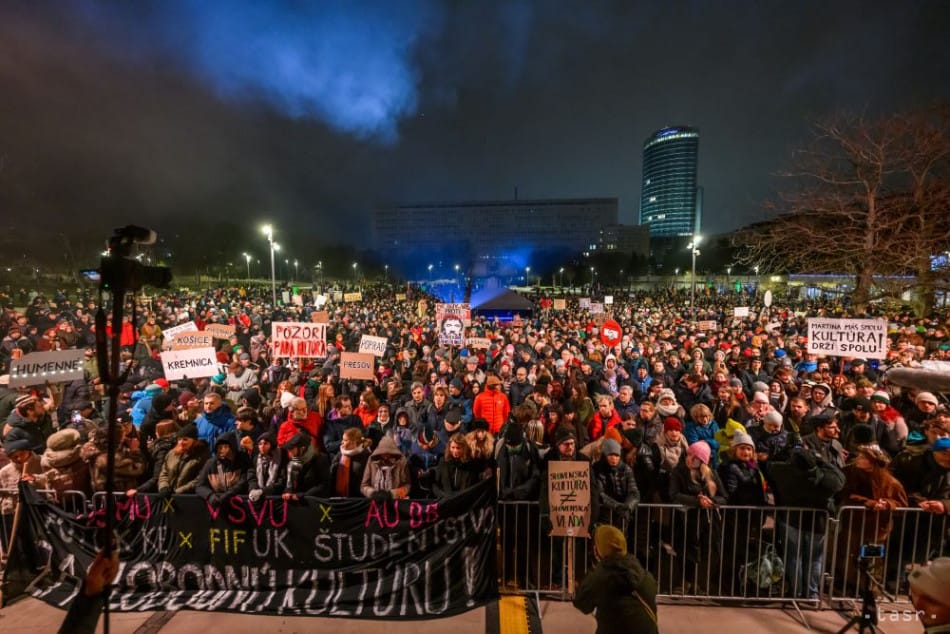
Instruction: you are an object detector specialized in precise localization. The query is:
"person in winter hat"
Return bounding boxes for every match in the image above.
[593,438,640,525]
[0,427,47,513]
[195,431,249,507]
[361,435,411,500]
[41,428,90,497]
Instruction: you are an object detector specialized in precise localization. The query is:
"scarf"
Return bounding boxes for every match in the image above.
[657,403,679,418]
[373,464,394,492]
[657,435,684,472]
[335,454,351,497]
[256,454,279,490]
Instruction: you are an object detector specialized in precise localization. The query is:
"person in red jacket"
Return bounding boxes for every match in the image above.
[472,374,511,434]
[277,397,324,450]
[588,395,622,441]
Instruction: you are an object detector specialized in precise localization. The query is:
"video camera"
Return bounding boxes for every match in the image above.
[87,225,172,292]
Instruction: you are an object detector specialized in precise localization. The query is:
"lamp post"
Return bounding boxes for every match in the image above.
[384,264,389,281]
[525,266,531,286]
[753,265,760,292]
[261,224,277,306]
[559,267,564,289]
[284,259,289,282]
[242,252,252,281]
[590,266,595,290]
[352,262,358,282]
[293,259,298,282]
[427,264,433,283]
[689,235,702,307]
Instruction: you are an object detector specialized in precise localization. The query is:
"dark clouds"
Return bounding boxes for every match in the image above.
[0,0,947,260]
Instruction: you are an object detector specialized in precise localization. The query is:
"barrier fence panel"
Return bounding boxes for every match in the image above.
[828,506,949,604]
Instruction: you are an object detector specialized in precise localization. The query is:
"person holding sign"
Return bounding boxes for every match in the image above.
[572,524,658,634]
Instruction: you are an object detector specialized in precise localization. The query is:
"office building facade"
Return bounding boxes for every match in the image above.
[638,126,700,237]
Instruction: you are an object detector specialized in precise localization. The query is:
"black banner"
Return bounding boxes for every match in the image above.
[19,480,497,618]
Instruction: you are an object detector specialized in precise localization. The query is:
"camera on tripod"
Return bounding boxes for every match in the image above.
[86,225,172,292]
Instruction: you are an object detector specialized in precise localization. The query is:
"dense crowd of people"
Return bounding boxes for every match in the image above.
[0,282,948,603]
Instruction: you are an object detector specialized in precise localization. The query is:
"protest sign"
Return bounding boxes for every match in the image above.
[315,294,328,307]
[395,293,407,301]
[160,347,219,381]
[697,320,718,331]
[292,294,303,306]
[170,331,213,350]
[604,295,614,305]
[547,461,591,538]
[578,298,591,309]
[10,350,85,388]
[281,291,291,305]
[18,479,497,618]
[436,303,470,346]
[310,311,329,323]
[734,306,750,318]
[340,352,376,380]
[553,298,566,310]
[589,302,604,315]
[332,291,343,303]
[806,318,888,359]
[205,323,235,340]
[271,322,327,358]
[344,292,363,303]
[600,320,622,347]
[162,321,197,341]
[358,335,389,357]
[467,337,491,349]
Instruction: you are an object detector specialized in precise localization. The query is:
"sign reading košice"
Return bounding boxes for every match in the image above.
[806,318,888,359]
[10,350,85,388]
[20,479,497,618]
[170,331,214,350]
[271,322,327,358]
[160,348,219,381]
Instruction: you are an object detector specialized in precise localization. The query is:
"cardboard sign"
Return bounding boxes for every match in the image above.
[310,311,329,323]
[734,307,750,318]
[10,350,85,388]
[162,320,197,341]
[579,298,591,309]
[160,347,219,381]
[281,291,291,305]
[467,337,491,349]
[332,291,343,303]
[435,303,472,326]
[358,335,388,357]
[291,294,304,306]
[344,292,363,303]
[170,331,213,350]
[271,322,327,358]
[590,302,604,315]
[553,298,566,310]
[697,320,718,331]
[395,293,407,301]
[315,294,328,307]
[547,461,591,538]
[339,352,375,380]
[763,290,773,308]
[205,323,235,340]
[604,295,614,305]
[807,318,888,359]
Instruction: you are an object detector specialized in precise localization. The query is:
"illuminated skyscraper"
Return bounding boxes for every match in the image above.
[639,126,700,237]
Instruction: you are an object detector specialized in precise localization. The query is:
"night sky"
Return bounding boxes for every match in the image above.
[1,0,948,258]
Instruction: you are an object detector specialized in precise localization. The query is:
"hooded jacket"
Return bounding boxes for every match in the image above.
[40,429,91,496]
[283,445,330,498]
[572,553,658,634]
[247,432,286,495]
[158,440,210,494]
[196,431,250,502]
[361,435,410,499]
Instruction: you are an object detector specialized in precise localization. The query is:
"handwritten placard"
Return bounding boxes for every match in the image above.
[547,461,591,538]
[358,335,388,357]
[205,323,235,340]
[170,331,213,350]
[10,350,85,388]
[271,322,327,358]
[340,352,375,380]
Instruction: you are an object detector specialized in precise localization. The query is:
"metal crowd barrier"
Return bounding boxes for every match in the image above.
[498,501,949,609]
[827,506,949,605]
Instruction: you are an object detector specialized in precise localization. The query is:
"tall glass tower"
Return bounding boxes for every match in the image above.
[638,126,699,237]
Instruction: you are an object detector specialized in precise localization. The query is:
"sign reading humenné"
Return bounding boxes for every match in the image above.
[10,350,85,388]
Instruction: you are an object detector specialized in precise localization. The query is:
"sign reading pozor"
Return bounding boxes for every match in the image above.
[806,318,888,360]
[271,322,327,358]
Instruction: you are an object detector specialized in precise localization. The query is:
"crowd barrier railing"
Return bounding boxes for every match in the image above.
[498,500,949,609]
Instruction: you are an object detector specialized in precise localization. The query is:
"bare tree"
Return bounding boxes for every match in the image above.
[735,107,950,314]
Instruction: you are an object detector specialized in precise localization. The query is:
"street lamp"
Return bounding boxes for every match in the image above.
[559,267,564,288]
[384,264,389,281]
[242,253,252,281]
[352,262,358,281]
[689,235,702,307]
[525,266,531,286]
[261,224,277,306]
[454,264,460,286]
[590,266,595,290]
[293,259,298,281]
[427,264,433,283]
[284,259,289,282]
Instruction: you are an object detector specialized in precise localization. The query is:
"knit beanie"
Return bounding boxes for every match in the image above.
[594,524,627,558]
[687,440,711,465]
